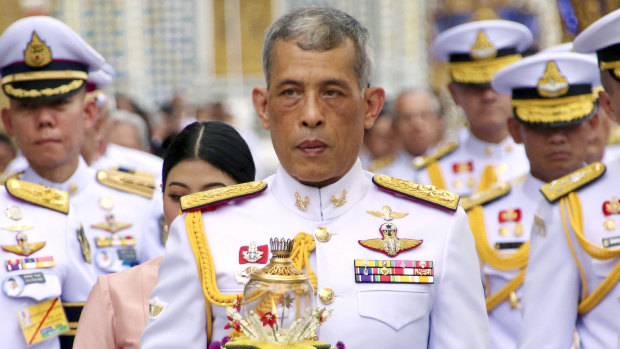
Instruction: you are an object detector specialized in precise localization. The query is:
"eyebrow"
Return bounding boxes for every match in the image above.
[167,182,228,190]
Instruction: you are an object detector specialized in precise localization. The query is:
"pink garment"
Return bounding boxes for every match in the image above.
[74,257,162,349]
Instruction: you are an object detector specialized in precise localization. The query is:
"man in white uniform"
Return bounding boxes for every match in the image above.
[517,9,620,348]
[141,7,489,348]
[462,52,601,349]
[417,20,531,197]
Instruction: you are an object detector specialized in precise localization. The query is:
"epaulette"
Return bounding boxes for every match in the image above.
[112,166,156,179]
[460,182,511,211]
[540,162,605,203]
[368,154,396,172]
[372,174,459,212]
[412,141,459,169]
[181,181,267,212]
[96,169,156,199]
[5,177,69,214]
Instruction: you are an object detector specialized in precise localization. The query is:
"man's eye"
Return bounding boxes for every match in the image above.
[168,194,182,202]
[323,90,342,97]
[281,89,299,96]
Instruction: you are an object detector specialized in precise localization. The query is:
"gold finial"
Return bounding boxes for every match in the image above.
[24,32,52,68]
[470,30,497,60]
[295,192,309,211]
[537,61,569,98]
[250,237,308,283]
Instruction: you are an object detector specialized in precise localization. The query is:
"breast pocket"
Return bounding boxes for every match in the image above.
[357,289,430,331]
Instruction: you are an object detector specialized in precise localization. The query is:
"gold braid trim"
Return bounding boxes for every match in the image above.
[290,232,317,294]
[467,206,529,271]
[513,95,594,125]
[4,79,84,98]
[427,161,446,190]
[476,165,498,194]
[560,193,620,314]
[450,54,521,84]
[486,269,525,312]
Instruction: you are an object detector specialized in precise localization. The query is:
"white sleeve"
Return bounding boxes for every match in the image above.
[138,194,166,262]
[140,213,208,348]
[61,208,97,302]
[517,200,579,349]
[429,208,490,348]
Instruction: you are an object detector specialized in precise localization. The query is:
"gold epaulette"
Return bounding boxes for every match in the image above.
[111,166,156,179]
[460,182,511,211]
[96,169,156,199]
[181,181,267,212]
[372,174,459,212]
[412,141,459,169]
[540,162,605,203]
[368,154,396,172]
[5,177,69,214]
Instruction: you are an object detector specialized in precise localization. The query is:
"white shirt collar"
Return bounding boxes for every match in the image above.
[464,133,517,159]
[522,173,546,201]
[21,156,93,196]
[270,159,370,222]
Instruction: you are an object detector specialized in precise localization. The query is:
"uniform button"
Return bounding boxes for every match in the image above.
[314,227,331,242]
[319,288,335,304]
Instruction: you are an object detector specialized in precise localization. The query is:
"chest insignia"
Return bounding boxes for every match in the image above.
[2,205,34,233]
[366,206,408,221]
[91,196,132,233]
[239,242,268,264]
[602,196,620,231]
[498,208,524,237]
[358,222,422,257]
[1,233,45,256]
[354,259,434,284]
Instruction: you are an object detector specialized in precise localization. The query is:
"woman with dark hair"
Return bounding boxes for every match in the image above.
[73,121,255,349]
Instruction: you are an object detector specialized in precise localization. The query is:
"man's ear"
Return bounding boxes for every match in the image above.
[363,87,385,130]
[1,108,14,137]
[599,90,617,122]
[83,98,97,129]
[507,117,523,144]
[253,86,270,130]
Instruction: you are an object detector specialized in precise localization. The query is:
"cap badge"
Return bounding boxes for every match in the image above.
[470,30,497,60]
[24,32,52,68]
[537,61,569,98]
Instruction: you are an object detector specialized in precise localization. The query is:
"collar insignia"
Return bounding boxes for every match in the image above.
[330,189,347,208]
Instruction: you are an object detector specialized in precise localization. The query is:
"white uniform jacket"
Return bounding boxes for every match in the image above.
[374,150,419,181]
[518,160,620,348]
[21,157,164,275]
[417,133,528,197]
[0,184,96,349]
[141,160,489,348]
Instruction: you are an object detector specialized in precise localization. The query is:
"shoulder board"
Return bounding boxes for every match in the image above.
[5,177,69,214]
[368,154,396,172]
[540,162,605,203]
[96,169,156,199]
[412,141,459,169]
[372,174,459,212]
[112,166,156,179]
[181,181,267,212]
[460,182,511,211]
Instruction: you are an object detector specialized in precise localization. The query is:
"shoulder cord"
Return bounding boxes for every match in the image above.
[467,205,529,311]
[427,161,446,190]
[476,165,498,193]
[560,193,620,314]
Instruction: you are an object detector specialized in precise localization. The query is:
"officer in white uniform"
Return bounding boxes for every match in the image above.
[417,20,531,197]
[461,52,601,349]
[141,7,489,348]
[517,9,620,348]
[0,16,165,277]
[0,179,96,348]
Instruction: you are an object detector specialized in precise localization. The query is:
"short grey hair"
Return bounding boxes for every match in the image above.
[109,109,150,151]
[262,6,374,90]
[396,88,442,116]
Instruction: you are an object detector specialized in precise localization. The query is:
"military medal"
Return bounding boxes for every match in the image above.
[5,256,54,271]
[91,196,132,233]
[1,233,46,256]
[294,192,309,211]
[2,205,34,233]
[354,259,434,284]
[239,242,268,264]
[330,189,347,208]
[358,222,422,257]
[602,197,620,231]
[498,208,523,237]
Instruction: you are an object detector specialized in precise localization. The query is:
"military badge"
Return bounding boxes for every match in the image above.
[5,256,54,271]
[602,196,620,231]
[91,196,132,233]
[2,205,34,233]
[354,259,434,284]
[1,233,45,256]
[498,208,524,236]
[77,225,91,263]
[148,297,167,320]
[366,206,408,221]
[358,223,422,257]
[239,242,268,264]
[24,32,52,68]
[295,192,309,211]
[470,30,497,60]
[537,61,569,98]
[330,189,347,208]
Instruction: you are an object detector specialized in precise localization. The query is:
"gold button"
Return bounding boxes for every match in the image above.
[319,288,335,305]
[314,227,331,242]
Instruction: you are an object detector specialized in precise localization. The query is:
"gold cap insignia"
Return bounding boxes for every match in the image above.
[470,30,497,61]
[24,32,52,68]
[537,61,569,98]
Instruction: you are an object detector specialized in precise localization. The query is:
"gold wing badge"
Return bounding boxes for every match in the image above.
[1,233,45,256]
[366,206,408,221]
[358,222,422,257]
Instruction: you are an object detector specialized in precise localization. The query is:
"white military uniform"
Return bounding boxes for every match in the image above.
[141,160,489,348]
[20,157,164,276]
[92,143,163,186]
[518,161,620,348]
[371,151,417,180]
[462,174,539,349]
[0,180,95,349]
[416,135,529,197]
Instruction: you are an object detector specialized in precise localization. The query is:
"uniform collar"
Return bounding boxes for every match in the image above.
[464,133,517,159]
[271,159,369,221]
[522,173,545,201]
[21,156,93,196]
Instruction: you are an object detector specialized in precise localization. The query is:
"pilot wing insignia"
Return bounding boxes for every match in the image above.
[359,222,422,257]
